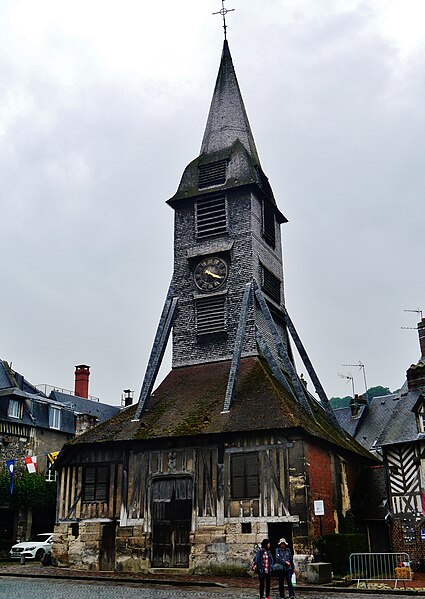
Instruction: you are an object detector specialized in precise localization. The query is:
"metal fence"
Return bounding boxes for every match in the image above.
[349,553,412,588]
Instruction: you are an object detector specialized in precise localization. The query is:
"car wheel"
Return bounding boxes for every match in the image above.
[35,549,45,561]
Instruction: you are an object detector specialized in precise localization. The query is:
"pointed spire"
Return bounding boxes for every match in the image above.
[200,40,260,165]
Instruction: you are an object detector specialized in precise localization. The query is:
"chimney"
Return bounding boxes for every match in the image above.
[122,389,134,407]
[74,364,90,398]
[418,319,425,359]
[350,394,364,417]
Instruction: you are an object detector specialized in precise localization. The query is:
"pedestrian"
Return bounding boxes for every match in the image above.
[255,538,274,599]
[275,538,296,598]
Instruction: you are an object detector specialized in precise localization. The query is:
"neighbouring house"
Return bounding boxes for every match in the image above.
[335,319,425,569]
[377,319,425,570]
[0,361,119,556]
[52,39,376,575]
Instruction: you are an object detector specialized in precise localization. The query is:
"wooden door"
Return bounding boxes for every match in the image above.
[152,477,192,567]
[99,522,116,571]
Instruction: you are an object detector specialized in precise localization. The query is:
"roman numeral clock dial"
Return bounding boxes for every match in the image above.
[194,256,228,292]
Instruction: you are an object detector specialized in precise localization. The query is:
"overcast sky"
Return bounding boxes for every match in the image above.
[1,0,424,406]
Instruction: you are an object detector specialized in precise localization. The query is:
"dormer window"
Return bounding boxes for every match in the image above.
[8,399,22,419]
[413,397,425,433]
[49,406,61,430]
[198,160,227,189]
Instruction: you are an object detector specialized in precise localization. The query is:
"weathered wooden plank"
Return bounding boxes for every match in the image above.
[58,467,66,520]
[64,467,71,518]
[198,449,204,517]
[75,466,82,520]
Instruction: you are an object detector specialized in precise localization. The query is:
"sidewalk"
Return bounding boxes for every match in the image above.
[0,561,424,593]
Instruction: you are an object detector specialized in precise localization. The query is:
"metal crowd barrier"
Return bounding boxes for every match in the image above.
[349,552,412,588]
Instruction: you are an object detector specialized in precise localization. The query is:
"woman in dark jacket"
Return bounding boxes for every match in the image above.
[275,538,295,598]
[255,538,274,599]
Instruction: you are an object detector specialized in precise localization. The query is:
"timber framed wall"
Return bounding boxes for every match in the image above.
[53,431,359,572]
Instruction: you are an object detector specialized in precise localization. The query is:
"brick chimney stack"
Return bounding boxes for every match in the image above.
[418,318,425,359]
[74,364,90,398]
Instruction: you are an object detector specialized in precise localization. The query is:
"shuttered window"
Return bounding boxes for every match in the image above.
[262,265,281,304]
[263,200,276,248]
[83,465,109,503]
[198,160,227,189]
[196,295,226,335]
[230,452,259,499]
[195,195,227,239]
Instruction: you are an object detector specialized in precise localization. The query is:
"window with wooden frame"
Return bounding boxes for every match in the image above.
[45,462,57,482]
[230,452,260,500]
[8,399,22,419]
[49,406,61,430]
[82,465,109,503]
[261,264,281,304]
[195,195,227,239]
[262,199,276,248]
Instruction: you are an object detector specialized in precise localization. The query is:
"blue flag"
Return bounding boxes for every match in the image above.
[6,460,14,494]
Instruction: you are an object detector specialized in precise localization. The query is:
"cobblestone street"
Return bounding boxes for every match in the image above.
[0,577,414,599]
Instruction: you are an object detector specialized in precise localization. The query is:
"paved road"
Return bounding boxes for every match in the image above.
[0,577,405,599]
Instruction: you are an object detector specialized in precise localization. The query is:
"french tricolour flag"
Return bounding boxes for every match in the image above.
[25,456,37,474]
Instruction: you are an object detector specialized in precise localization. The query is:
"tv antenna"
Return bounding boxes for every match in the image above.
[342,361,368,400]
[338,372,355,397]
[401,308,423,330]
[213,0,235,40]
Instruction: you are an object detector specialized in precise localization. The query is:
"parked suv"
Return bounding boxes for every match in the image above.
[9,533,53,560]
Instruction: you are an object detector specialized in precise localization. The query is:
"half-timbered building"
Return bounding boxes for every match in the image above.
[377,318,425,570]
[53,39,374,574]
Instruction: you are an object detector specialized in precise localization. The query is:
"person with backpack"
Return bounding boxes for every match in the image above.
[254,538,274,599]
[275,538,296,598]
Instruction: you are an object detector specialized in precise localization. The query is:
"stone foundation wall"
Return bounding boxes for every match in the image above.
[53,522,102,571]
[53,520,314,576]
[115,526,151,572]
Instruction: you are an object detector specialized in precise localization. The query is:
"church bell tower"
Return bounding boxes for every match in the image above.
[169,41,288,367]
[135,39,336,423]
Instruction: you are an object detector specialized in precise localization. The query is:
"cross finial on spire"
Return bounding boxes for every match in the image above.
[213,0,235,40]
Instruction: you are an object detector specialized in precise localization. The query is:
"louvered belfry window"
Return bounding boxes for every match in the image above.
[262,265,281,304]
[231,452,260,499]
[196,295,226,335]
[198,160,227,189]
[195,195,227,239]
[82,465,108,502]
[263,200,276,248]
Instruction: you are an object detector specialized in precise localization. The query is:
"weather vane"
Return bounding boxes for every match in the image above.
[213,0,235,40]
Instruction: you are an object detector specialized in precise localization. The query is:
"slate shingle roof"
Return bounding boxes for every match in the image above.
[378,389,425,446]
[0,361,13,389]
[50,390,120,423]
[334,405,366,437]
[355,394,400,450]
[66,357,375,460]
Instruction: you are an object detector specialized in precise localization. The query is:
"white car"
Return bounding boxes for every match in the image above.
[9,533,54,560]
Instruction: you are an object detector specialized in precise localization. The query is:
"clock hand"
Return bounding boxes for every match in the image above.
[205,269,222,279]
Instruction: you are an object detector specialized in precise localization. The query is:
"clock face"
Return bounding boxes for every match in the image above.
[194,256,228,291]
